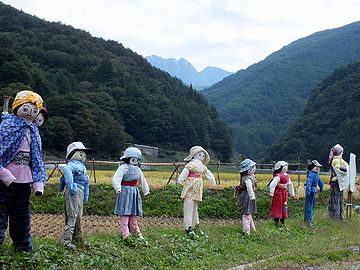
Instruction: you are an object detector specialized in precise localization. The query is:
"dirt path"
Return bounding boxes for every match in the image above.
[31,214,238,239]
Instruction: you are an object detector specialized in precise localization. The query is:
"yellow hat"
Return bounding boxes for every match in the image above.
[12,90,43,112]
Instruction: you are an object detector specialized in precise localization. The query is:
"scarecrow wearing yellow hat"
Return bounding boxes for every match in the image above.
[177,146,216,238]
[0,90,47,252]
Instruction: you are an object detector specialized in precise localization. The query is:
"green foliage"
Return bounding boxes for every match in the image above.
[31,184,333,221]
[204,21,360,158]
[264,62,360,166]
[0,3,233,161]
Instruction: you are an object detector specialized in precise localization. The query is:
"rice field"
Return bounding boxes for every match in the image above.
[46,166,308,189]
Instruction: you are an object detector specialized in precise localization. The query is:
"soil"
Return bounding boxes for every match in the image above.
[30,214,238,239]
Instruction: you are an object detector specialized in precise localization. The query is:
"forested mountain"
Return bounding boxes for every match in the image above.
[0,2,233,161]
[203,21,360,158]
[146,55,232,89]
[263,62,360,167]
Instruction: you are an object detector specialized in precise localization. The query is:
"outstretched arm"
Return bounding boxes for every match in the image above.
[177,167,189,185]
[205,169,216,185]
[112,165,125,193]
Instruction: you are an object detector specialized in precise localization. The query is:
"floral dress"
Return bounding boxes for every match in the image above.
[180,159,209,202]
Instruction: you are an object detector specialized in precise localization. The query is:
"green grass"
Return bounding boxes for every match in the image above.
[1,209,360,269]
[3,171,359,269]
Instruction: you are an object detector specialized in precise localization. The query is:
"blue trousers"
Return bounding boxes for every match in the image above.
[0,182,32,252]
[305,192,316,224]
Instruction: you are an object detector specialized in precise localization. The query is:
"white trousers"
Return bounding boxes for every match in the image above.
[183,197,199,230]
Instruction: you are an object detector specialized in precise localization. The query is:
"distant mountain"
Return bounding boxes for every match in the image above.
[0,2,233,161]
[203,21,360,158]
[146,55,232,89]
[263,62,360,166]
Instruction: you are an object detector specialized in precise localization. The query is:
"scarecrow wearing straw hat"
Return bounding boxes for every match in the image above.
[0,90,46,252]
[177,146,216,238]
[59,141,92,250]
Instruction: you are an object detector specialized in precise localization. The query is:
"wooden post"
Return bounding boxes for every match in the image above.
[92,158,97,183]
[3,96,10,113]
[216,160,221,185]
[297,156,301,187]
[166,163,180,185]
[46,162,62,182]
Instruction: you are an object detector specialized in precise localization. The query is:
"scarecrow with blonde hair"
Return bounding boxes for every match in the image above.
[177,146,216,237]
[0,90,46,252]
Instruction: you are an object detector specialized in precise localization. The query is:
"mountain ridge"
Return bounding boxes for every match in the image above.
[146,55,232,89]
[203,21,360,157]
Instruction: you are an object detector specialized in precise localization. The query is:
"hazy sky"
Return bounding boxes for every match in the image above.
[3,0,360,72]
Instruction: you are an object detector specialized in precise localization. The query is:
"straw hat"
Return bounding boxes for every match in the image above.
[184,146,210,165]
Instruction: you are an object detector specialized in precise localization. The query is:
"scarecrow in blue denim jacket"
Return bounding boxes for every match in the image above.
[59,141,91,250]
[304,160,324,226]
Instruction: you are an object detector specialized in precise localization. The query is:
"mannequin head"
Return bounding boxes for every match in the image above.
[34,107,49,127]
[239,158,256,176]
[71,150,87,163]
[120,147,143,165]
[273,161,288,175]
[66,142,92,162]
[184,146,210,165]
[12,90,43,122]
[16,103,39,121]
[193,151,206,162]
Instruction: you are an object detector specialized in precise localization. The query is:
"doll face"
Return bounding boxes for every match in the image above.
[130,157,140,165]
[248,165,256,175]
[193,151,205,162]
[282,165,288,173]
[312,166,321,173]
[34,112,45,127]
[16,103,39,121]
[71,151,86,162]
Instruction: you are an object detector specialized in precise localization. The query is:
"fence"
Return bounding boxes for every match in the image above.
[45,159,307,186]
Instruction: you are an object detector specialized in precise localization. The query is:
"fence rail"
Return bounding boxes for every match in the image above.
[45,159,308,186]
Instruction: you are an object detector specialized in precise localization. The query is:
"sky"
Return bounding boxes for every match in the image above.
[3,0,360,72]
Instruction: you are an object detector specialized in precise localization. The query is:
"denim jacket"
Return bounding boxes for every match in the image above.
[305,171,324,195]
[60,159,89,201]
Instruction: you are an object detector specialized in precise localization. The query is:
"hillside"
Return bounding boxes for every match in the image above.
[262,62,360,166]
[203,21,360,158]
[146,55,232,89]
[0,3,233,161]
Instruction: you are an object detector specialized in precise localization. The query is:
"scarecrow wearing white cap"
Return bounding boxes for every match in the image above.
[112,147,149,242]
[0,90,46,252]
[59,141,91,250]
[269,161,295,226]
[328,144,348,221]
[304,160,324,226]
[237,159,257,234]
[177,146,216,237]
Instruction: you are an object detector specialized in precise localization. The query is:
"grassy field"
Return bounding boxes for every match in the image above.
[1,169,359,269]
[1,208,360,270]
